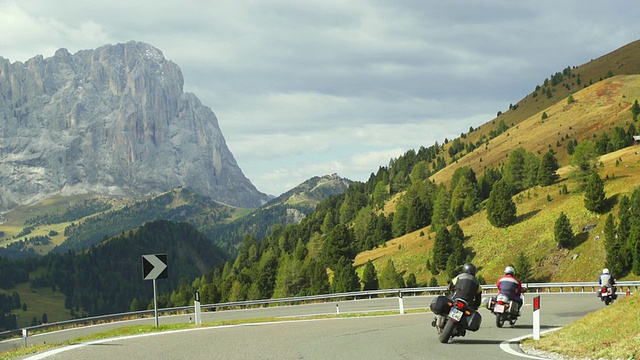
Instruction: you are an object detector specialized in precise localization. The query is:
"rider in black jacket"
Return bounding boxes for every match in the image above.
[448,263,483,310]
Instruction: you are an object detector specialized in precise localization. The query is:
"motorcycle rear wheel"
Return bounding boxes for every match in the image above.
[438,319,456,343]
[496,314,505,328]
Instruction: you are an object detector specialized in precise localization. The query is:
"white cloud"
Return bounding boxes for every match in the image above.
[2,0,640,196]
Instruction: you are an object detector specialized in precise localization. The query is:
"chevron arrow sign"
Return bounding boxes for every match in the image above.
[142,254,168,280]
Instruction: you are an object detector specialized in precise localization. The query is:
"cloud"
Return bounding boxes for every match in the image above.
[2,0,640,197]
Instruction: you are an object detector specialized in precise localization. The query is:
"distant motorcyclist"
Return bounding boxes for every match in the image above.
[448,263,483,310]
[496,266,524,309]
[598,268,617,297]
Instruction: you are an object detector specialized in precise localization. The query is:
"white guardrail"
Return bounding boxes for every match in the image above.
[1,281,638,340]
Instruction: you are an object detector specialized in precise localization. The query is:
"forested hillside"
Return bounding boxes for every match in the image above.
[3,40,640,331]
[0,220,229,329]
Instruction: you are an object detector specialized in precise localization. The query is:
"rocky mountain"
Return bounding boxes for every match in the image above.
[0,41,268,211]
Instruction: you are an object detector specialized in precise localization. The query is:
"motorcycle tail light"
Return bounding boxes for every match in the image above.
[456,301,465,308]
[497,300,504,305]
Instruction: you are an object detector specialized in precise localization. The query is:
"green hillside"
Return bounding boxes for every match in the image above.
[3,40,640,333]
[356,74,640,285]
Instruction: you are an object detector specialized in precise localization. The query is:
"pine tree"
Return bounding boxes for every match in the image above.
[631,99,640,121]
[331,257,360,293]
[618,195,632,272]
[379,259,405,289]
[432,226,453,270]
[502,147,527,193]
[486,179,517,228]
[431,184,451,228]
[537,149,560,186]
[603,214,623,276]
[554,212,574,248]
[584,172,606,213]
[405,273,418,288]
[308,259,330,295]
[361,260,379,291]
[514,251,533,283]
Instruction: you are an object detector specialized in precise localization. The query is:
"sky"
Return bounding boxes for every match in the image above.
[1,1,640,197]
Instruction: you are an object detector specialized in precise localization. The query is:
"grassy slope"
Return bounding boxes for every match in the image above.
[522,293,640,359]
[355,75,640,285]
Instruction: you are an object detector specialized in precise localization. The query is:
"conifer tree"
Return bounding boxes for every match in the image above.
[604,214,624,276]
[502,147,527,193]
[537,149,560,186]
[514,251,533,283]
[405,273,418,288]
[584,172,606,213]
[486,179,517,228]
[361,260,379,291]
[431,184,451,228]
[378,259,405,289]
[554,212,574,248]
[331,257,360,293]
[432,225,453,270]
[616,195,632,272]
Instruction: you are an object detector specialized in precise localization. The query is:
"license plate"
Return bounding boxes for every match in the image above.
[493,304,505,313]
[449,307,463,321]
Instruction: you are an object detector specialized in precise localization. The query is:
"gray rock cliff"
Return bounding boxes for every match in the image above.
[0,41,268,210]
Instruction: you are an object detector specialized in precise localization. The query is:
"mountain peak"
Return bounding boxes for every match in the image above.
[0,42,268,211]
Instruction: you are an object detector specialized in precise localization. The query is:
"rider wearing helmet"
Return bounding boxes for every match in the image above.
[598,268,617,297]
[496,266,524,308]
[448,263,483,310]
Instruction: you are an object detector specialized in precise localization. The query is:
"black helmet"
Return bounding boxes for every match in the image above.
[462,263,477,276]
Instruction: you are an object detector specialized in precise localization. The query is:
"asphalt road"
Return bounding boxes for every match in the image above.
[8,293,609,359]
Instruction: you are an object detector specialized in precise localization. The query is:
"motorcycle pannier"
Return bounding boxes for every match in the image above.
[466,311,482,332]
[429,295,451,315]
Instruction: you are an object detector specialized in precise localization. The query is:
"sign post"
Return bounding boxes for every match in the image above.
[398,291,404,315]
[533,295,541,340]
[22,329,27,347]
[194,290,202,326]
[142,254,168,328]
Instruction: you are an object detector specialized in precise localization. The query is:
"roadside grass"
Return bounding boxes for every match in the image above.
[0,309,426,360]
[521,294,640,359]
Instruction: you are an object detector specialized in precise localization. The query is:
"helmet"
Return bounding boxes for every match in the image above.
[462,263,477,276]
[504,266,515,275]
[603,268,609,274]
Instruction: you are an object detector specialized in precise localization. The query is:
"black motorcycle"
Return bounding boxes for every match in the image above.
[598,286,617,305]
[430,295,482,343]
[486,293,521,327]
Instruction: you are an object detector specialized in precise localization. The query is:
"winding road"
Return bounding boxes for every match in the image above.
[8,293,608,359]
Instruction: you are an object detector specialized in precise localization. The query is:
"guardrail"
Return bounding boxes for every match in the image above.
[2,281,638,340]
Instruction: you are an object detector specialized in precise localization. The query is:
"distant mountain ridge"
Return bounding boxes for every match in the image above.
[265,173,354,209]
[0,41,268,211]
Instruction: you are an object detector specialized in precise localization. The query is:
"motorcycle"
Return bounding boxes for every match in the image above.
[430,295,482,343]
[598,286,617,305]
[486,293,521,327]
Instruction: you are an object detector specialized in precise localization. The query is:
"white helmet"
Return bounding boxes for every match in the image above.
[504,266,515,275]
[603,268,609,274]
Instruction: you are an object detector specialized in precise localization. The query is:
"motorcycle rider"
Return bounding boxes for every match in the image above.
[432,263,483,332]
[496,266,524,311]
[598,268,617,297]
[448,263,483,310]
